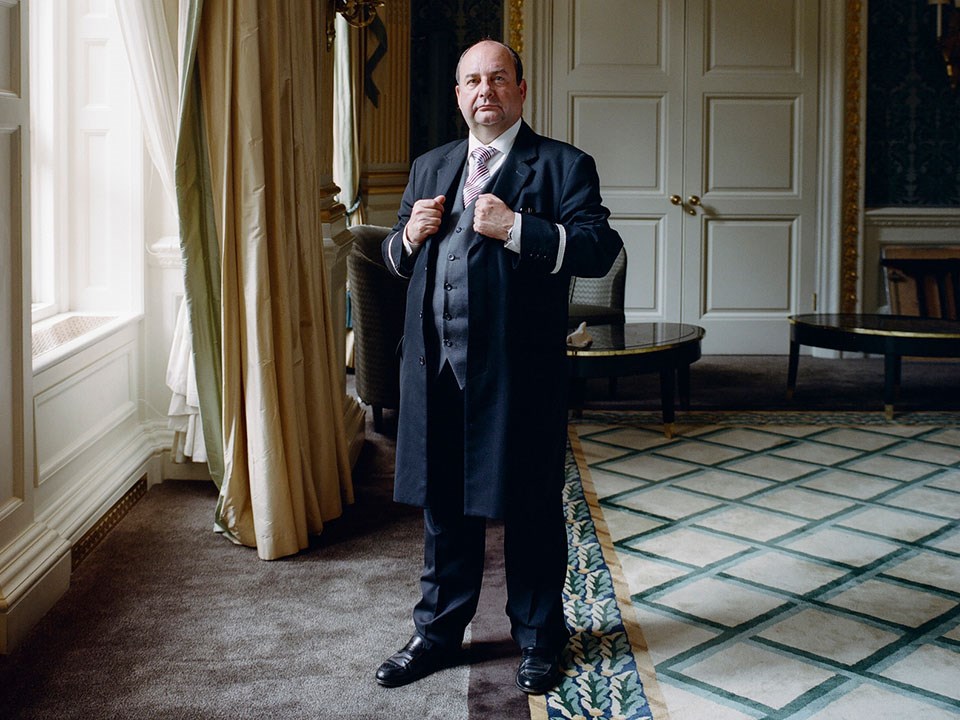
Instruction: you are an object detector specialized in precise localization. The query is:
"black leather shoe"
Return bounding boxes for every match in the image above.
[376,635,455,688]
[515,647,561,695]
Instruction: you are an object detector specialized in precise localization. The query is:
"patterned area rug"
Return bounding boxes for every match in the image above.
[565,410,960,720]
[527,429,668,720]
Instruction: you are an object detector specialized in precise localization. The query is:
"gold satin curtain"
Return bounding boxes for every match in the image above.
[177,0,353,560]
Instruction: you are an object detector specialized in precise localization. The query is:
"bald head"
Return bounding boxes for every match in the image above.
[456,40,523,86]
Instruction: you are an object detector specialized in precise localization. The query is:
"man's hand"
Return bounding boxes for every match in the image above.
[406,195,446,246]
[473,194,514,242]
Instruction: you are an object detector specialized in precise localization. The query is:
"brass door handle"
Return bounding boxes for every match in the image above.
[671,194,700,214]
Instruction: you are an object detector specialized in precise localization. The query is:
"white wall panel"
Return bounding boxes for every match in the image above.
[573,0,662,69]
[67,0,139,314]
[708,0,797,72]
[572,95,663,191]
[80,131,109,288]
[0,4,14,93]
[612,218,662,314]
[0,128,15,505]
[706,97,797,192]
[84,40,108,106]
[704,219,794,313]
[34,344,136,484]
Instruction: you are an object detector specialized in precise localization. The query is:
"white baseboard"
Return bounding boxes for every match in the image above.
[37,425,164,545]
[0,522,71,654]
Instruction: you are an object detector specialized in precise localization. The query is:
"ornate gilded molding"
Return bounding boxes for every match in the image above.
[841,0,864,313]
[509,0,524,53]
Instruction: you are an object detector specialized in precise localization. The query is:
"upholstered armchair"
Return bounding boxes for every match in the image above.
[568,246,628,328]
[346,225,408,432]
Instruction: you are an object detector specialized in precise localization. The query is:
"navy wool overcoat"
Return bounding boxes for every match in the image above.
[383,121,623,520]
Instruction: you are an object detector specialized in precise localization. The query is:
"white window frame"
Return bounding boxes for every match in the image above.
[29,0,143,329]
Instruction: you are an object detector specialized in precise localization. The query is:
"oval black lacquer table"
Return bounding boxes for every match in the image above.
[788,313,960,418]
[567,322,705,437]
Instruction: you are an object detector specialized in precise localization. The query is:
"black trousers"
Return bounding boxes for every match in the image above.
[412,363,569,653]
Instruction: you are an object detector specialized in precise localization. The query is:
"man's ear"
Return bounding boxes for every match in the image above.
[519,79,527,102]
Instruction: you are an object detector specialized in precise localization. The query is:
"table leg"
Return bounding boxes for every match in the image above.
[883,354,898,420]
[569,377,585,419]
[677,364,691,410]
[659,368,676,439]
[787,339,800,400]
[893,354,902,399]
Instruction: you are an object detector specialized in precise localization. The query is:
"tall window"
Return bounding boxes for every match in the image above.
[30,0,142,326]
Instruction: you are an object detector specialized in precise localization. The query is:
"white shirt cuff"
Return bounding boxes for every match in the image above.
[552,223,566,274]
[504,213,522,253]
[504,214,566,274]
[402,226,423,256]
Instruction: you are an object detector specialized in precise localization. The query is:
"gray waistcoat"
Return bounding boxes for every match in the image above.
[430,159,492,388]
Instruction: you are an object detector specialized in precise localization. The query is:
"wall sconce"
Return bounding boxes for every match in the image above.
[929,0,960,90]
[326,0,384,50]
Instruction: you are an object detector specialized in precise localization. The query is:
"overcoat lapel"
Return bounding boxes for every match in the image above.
[489,122,538,210]
[437,141,468,205]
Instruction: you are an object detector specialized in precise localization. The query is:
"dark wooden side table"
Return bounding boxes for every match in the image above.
[788,313,960,418]
[567,323,705,437]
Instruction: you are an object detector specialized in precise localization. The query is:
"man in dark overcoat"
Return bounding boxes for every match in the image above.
[375,39,623,695]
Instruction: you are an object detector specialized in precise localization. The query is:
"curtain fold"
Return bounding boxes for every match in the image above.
[177,0,226,488]
[177,0,354,559]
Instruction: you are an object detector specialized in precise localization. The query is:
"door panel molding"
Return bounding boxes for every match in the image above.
[705,96,799,193]
[570,94,666,191]
[706,0,803,74]
[703,217,796,314]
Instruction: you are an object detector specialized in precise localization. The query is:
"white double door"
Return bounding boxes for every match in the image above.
[547,0,820,353]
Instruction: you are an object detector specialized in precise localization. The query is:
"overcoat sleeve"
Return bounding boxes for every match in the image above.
[513,150,622,280]
[382,157,424,279]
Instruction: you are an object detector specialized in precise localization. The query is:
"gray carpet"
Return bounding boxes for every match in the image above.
[0,418,529,720]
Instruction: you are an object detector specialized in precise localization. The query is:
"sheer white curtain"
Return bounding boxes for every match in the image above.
[333,14,364,226]
[115,0,206,462]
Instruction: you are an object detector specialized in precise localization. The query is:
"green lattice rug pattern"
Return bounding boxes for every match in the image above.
[528,431,667,720]
[571,411,960,719]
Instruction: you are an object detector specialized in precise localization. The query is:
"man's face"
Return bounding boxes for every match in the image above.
[455,41,526,143]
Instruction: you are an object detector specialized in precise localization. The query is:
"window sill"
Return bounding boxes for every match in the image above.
[32,313,143,375]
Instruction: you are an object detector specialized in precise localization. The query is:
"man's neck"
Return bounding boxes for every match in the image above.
[470,118,522,151]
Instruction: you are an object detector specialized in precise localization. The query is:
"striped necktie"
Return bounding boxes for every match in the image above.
[462,145,498,207]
